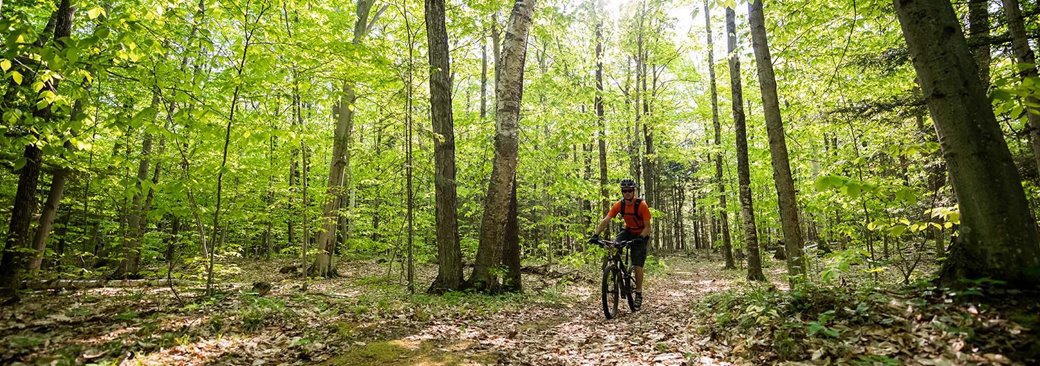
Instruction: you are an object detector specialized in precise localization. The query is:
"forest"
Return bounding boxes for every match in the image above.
[1,0,1039,364]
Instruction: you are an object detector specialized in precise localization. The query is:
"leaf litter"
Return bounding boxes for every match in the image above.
[1,255,1037,365]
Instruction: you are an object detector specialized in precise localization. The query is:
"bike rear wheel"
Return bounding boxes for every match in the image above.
[602,264,620,319]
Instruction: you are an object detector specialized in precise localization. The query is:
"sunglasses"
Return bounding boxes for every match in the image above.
[622,189,635,193]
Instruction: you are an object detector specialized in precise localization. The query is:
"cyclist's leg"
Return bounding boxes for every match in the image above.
[630,235,648,293]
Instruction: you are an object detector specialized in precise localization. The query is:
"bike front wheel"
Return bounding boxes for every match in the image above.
[622,268,636,312]
[602,264,620,319]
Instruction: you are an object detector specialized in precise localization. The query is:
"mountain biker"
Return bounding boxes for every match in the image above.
[591,178,652,310]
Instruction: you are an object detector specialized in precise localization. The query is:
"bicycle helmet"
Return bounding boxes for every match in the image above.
[620,179,637,189]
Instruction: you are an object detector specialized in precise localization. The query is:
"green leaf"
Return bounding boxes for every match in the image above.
[87,7,106,20]
[841,182,862,198]
[10,71,23,85]
[889,225,906,237]
[823,327,840,338]
[0,59,10,72]
[814,175,845,191]
[132,107,158,124]
[13,157,26,171]
[990,88,1013,102]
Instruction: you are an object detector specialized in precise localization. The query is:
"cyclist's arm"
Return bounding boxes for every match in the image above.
[641,220,652,238]
[595,216,611,236]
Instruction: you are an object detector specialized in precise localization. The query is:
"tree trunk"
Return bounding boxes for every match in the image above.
[301,144,311,259]
[426,0,465,293]
[968,0,990,86]
[895,0,1040,287]
[632,4,645,188]
[747,0,805,282]
[641,20,656,229]
[313,0,382,277]
[0,0,74,293]
[481,23,488,120]
[706,0,735,269]
[468,0,536,293]
[502,175,522,292]
[288,146,298,250]
[27,172,64,273]
[29,141,72,272]
[404,4,417,294]
[596,3,609,215]
[727,7,766,282]
[117,127,154,278]
[312,81,352,276]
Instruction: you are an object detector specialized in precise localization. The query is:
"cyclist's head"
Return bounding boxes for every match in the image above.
[620,179,637,195]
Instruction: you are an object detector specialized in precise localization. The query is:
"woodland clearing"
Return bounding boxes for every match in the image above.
[2,254,1036,365]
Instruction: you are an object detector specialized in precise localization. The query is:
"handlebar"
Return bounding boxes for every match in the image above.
[590,238,636,248]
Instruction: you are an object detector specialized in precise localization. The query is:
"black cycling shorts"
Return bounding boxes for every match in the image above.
[615,230,648,267]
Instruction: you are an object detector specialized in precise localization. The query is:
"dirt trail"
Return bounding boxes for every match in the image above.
[395,256,761,365]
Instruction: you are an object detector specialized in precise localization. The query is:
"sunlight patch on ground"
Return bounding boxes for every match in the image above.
[323,338,499,366]
[135,334,245,365]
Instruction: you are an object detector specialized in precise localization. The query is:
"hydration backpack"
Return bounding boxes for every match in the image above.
[619,198,645,229]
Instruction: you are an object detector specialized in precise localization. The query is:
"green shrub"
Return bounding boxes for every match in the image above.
[238,295,287,332]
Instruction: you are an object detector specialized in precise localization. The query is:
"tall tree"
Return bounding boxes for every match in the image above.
[468,0,537,292]
[747,0,805,281]
[313,0,385,277]
[726,6,765,281]
[895,0,1040,287]
[426,0,465,293]
[115,95,159,278]
[596,0,609,215]
[632,3,645,188]
[206,1,269,295]
[0,0,74,294]
[27,5,110,270]
[402,0,417,294]
[640,0,656,224]
[705,0,734,269]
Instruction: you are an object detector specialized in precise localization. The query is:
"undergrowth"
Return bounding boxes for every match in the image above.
[693,282,1040,364]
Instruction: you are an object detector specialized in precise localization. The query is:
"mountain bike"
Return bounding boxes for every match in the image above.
[591,237,637,319]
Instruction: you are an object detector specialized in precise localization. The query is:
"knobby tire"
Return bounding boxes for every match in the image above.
[602,264,620,319]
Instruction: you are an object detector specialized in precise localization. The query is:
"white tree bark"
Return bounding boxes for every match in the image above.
[469,0,537,292]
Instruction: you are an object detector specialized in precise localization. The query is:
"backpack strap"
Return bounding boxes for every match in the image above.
[633,198,644,227]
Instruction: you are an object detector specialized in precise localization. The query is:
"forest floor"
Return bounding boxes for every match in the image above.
[1,253,1038,365]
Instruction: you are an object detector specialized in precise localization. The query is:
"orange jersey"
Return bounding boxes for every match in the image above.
[608,199,651,235]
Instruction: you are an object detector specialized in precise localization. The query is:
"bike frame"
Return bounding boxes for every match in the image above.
[602,240,632,279]
[596,238,637,319]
